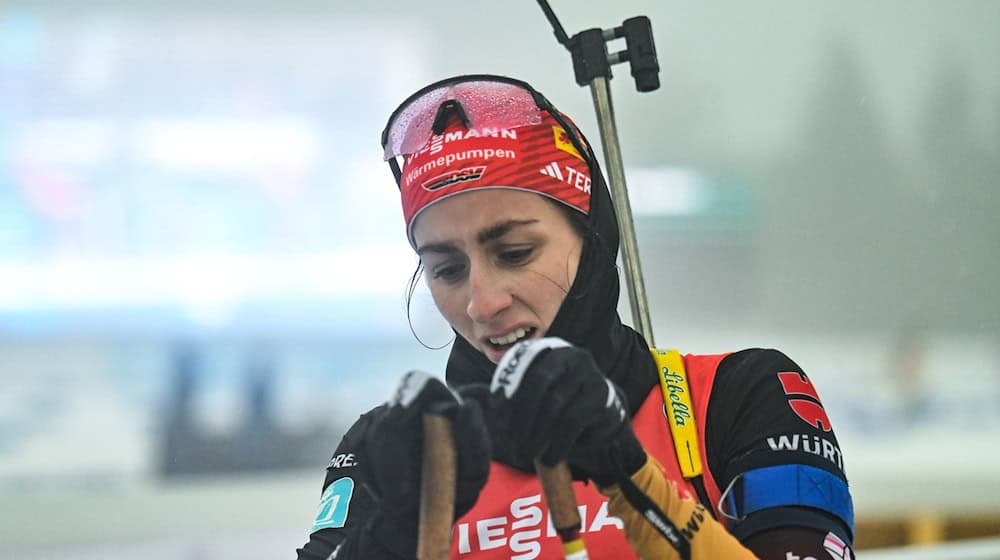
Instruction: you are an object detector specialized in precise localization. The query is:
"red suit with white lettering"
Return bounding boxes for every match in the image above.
[298,346,851,559]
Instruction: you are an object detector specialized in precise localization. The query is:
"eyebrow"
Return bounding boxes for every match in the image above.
[477,219,538,244]
[415,219,539,256]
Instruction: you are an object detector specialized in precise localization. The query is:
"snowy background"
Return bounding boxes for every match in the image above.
[1,0,998,556]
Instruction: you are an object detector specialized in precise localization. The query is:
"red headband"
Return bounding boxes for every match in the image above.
[400,113,591,245]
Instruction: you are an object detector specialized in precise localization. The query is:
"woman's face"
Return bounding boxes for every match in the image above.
[411,189,584,363]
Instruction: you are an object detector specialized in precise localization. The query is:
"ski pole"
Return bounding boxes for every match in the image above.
[536,460,590,559]
[418,413,457,560]
[587,72,656,346]
[536,0,660,345]
[533,2,662,558]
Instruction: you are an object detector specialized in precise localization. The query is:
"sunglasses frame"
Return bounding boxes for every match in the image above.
[380,74,598,189]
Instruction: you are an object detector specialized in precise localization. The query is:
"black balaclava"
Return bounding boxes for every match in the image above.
[444,112,658,425]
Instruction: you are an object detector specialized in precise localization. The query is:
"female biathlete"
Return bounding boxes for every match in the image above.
[297,75,855,560]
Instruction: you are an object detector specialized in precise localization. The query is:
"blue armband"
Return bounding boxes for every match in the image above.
[721,464,854,539]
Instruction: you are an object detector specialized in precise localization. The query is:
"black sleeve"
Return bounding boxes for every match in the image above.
[704,348,855,550]
[296,405,405,560]
[744,526,855,560]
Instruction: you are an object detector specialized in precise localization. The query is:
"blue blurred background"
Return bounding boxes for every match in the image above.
[0,1,998,557]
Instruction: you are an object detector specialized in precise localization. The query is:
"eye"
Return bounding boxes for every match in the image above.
[498,247,534,265]
[431,261,467,283]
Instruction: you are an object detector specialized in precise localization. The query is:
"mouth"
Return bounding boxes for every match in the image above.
[483,326,538,361]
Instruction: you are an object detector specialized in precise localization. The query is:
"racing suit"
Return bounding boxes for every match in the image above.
[297,347,853,559]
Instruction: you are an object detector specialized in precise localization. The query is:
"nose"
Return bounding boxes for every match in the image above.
[466,262,513,323]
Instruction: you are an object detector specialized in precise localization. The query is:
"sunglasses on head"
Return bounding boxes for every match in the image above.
[380,74,595,188]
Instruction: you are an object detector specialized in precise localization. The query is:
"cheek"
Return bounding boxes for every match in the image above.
[520,268,570,319]
[532,242,581,319]
[565,252,580,292]
[427,282,468,327]
[539,243,581,295]
[543,278,571,318]
[566,240,583,289]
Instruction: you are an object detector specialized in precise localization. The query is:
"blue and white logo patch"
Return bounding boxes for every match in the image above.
[311,477,354,533]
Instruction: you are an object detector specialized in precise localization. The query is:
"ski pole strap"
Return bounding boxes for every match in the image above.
[616,470,691,560]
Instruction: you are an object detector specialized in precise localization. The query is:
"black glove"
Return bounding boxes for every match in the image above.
[486,337,646,486]
[362,370,490,557]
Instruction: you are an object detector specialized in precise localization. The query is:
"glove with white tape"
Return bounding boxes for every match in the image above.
[487,337,646,485]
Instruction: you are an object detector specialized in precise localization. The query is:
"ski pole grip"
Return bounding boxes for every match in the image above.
[535,459,590,559]
[419,413,457,560]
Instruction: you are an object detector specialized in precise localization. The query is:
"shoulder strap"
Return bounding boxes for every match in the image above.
[651,348,717,519]
[651,348,703,478]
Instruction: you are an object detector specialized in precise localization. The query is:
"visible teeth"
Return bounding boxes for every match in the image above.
[490,327,529,346]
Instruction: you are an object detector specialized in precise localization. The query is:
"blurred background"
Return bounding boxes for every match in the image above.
[0,0,998,558]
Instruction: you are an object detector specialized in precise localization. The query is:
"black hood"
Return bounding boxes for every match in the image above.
[444,127,658,419]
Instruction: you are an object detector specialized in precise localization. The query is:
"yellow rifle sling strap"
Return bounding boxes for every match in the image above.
[652,348,703,479]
